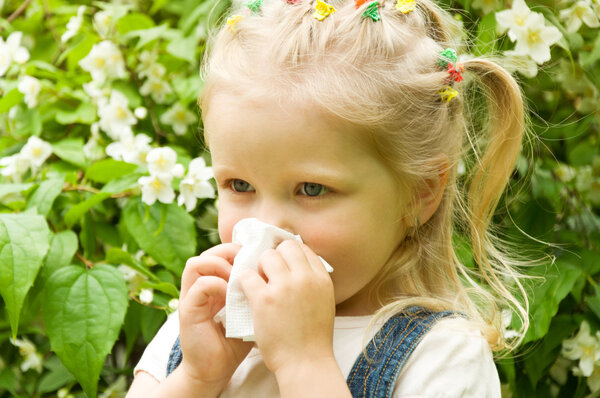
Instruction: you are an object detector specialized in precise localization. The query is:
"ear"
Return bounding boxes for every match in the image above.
[413,155,450,226]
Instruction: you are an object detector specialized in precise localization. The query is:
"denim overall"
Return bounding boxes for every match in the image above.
[166,306,455,398]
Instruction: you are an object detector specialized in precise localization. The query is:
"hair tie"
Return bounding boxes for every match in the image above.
[226,15,243,32]
[244,0,263,13]
[438,86,458,103]
[313,0,336,20]
[438,48,458,68]
[446,62,464,83]
[362,1,381,21]
[394,0,415,14]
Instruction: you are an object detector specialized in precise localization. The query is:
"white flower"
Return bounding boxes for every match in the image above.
[0,40,11,77]
[496,0,532,41]
[57,388,74,398]
[136,50,158,74]
[160,103,197,136]
[559,0,600,33]
[562,321,600,377]
[106,133,152,165]
[61,6,85,43]
[83,81,111,105]
[139,288,154,304]
[98,90,136,140]
[512,12,562,64]
[168,298,179,311]
[178,157,215,212]
[18,76,41,108]
[139,77,172,104]
[501,50,539,78]
[20,136,52,169]
[134,106,147,119]
[79,40,126,84]
[11,337,43,373]
[0,153,30,182]
[145,147,182,176]
[555,163,576,182]
[93,10,114,38]
[138,173,175,205]
[4,31,30,64]
[138,62,166,81]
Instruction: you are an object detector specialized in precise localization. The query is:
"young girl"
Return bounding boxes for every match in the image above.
[127,0,528,395]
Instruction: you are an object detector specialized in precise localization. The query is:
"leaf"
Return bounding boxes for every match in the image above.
[13,107,42,138]
[64,192,112,228]
[474,13,496,56]
[0,213,50,338]
[38,356,76,393]
[55,102,96,125]
[586,284,600,321]
[25,177,65,217]
[42,230,78,281]
[105,247,158,281]
[519,257,583,344]
[116,13,155,34]
[124,24,179,50]
[0,88,24,113]
[0,183,33,199]
[43,264,128,398]
[123,199,196,276]
[101,172,144,194]
[166,34,198,63]
[86,159,138,183]
[52,138,87,169]
[140,281,179,297]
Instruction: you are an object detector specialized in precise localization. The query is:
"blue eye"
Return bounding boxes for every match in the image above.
[300,183,328,197]
[231,179,255,192]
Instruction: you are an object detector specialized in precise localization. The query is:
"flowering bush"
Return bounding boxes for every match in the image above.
[0,0,598,396]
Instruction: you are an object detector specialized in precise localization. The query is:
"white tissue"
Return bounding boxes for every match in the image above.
[214,218,333,341]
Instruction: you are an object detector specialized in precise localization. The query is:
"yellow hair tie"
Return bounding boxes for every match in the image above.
[438,86,458,103]
[394,0,415,14]
[226,15,243,32]
[313,0,336,21]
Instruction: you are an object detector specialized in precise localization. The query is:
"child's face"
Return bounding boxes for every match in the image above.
[205,92,409,316]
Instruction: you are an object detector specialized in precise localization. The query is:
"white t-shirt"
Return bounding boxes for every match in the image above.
[134,312,501,397]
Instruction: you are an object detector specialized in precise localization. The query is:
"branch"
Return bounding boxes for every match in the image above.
[0,0,34,32]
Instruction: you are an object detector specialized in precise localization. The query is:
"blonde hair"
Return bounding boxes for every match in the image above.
[199,0,529,352]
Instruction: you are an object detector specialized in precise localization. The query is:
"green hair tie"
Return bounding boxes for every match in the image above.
[438,48,458,68]
[244,0,263,13]
[362,1,381,21]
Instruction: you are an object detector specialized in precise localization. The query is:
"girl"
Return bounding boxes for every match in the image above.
[127,0,529,395]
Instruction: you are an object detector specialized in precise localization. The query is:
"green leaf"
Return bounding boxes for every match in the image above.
[25,177,65,217]
[0,183,34,199]
[473,13,496,56]
[0,213,50,338]
[64,192,112,228]
[55,102,96,125]
[124,24,179,50]
[0,88,24,113]
[568,140,598,166]
[52,138,87,169]
[80,213,96,259]
[116,13,155,34]
[105,247,158,281]
[140,280,179,297]
[64,34,99,71]
[101,172,144,194]
[13,107,42,138]
[43,264,128,398]
[38,356,76,393]
[86,159,138,183]
[166,34,198,63]
[43,230,78,280]
[586,284,600,321]
[123,199,196,275]
[520,257,583,344]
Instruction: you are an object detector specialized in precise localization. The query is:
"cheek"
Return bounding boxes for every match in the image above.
[217,202,241,243]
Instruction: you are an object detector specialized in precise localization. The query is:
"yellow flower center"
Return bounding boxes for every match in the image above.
[528,30,541,44]
[151,178,163,192]
[515,15,526,26]
[94,57,105,68]
[157,155,168,170]
[33,147,41,156]
[115,107,127,120]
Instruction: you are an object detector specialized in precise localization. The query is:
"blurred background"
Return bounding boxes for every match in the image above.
[0,0,598,396]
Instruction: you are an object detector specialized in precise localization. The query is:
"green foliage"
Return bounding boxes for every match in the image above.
[0,0,598,396]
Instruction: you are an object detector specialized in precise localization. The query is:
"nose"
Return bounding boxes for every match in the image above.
[254,198,295,234]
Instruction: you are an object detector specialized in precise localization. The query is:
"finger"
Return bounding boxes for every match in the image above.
[257,248,289,283]
[179,276,228,322]
[199,243,242,264]
[299,243,329,274]
[181,256,233,299]
[276,239,311,274]
[238,268,267,305]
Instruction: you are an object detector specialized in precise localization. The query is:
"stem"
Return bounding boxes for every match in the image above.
[75,252,94,269]
[2,0,34,28]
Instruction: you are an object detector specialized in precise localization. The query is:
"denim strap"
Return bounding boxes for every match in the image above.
[166,335,182,377]
[346,306,455,398]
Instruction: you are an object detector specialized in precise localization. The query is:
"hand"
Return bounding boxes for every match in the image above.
[178,243,253,391]
[238,240,336,375]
